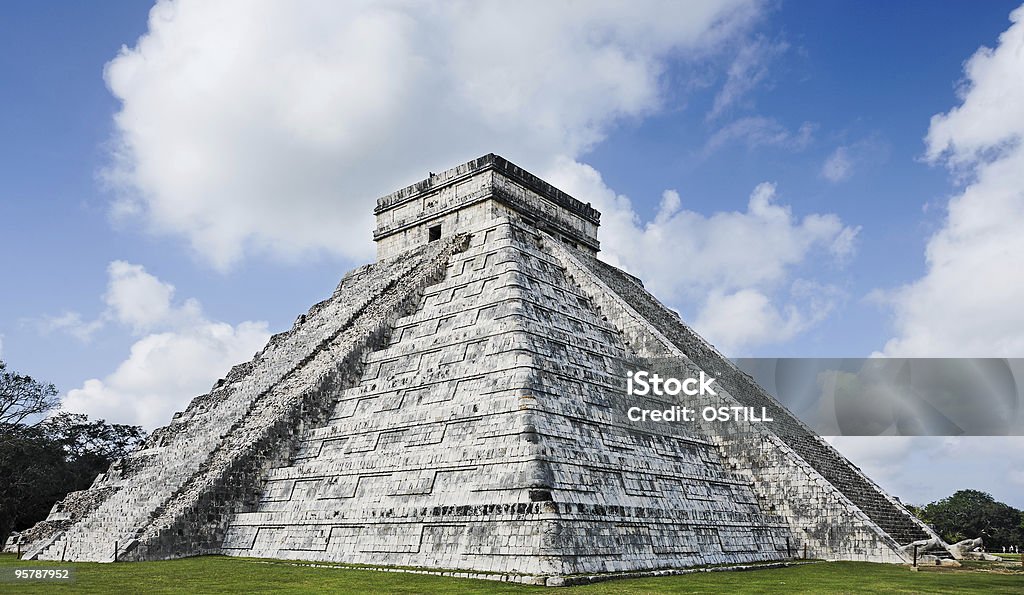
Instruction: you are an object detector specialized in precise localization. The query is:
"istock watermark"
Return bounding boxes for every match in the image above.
[624,369,774,424]
[626,370,717,397]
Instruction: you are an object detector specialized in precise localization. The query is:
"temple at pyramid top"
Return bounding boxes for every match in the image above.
[373,153,601,259]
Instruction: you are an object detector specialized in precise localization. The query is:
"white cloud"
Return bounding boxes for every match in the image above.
[704,116,815,154]
[695,290,785,347]
[924,10,1024,168]
[104,260,202,332]
[821,146,852,182]
[35,260,202,341]
[828,436,1024,507]
[104,0,763,270]
[693,282,838,353]
[64,322,268,429]
[38,311,105,342]
[825,436,917,486]
[881,5,1024,357]
[61,262,270,428]
[547,159,857,353]
[820,137,889,184]
[708,36,788,120]
[830,225,859,261]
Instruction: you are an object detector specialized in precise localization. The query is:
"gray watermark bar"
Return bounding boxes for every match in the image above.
[729,358,1024,436]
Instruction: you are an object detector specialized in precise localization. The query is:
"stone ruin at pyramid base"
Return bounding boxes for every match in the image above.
[7,154,944,584]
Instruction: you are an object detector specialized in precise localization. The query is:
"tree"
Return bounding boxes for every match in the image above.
[0,360,58,428]
[0,359,63,541]
[47,413,146,493]
[921,489,1024,550]
[904,503,926,520]
[0,422,67,543]
[0,360,146,545]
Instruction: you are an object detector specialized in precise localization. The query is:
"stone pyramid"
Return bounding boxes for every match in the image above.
[12,154,936,582]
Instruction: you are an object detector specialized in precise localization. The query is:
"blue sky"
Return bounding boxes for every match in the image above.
[2,1,1024,507]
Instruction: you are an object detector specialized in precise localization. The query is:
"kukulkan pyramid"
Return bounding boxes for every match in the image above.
[10,154,938,584]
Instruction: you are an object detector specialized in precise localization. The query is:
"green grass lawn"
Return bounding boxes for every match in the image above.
[2,554,1022,594]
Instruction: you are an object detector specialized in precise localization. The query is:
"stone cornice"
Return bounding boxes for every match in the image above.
[374,153,601,225]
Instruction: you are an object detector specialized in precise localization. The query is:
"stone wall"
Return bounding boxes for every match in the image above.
[547,239,934,562]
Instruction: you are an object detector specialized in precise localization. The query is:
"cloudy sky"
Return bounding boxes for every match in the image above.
[2,0,1023,507]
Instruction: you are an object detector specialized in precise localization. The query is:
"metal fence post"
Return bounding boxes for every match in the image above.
[913,544,918,567]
